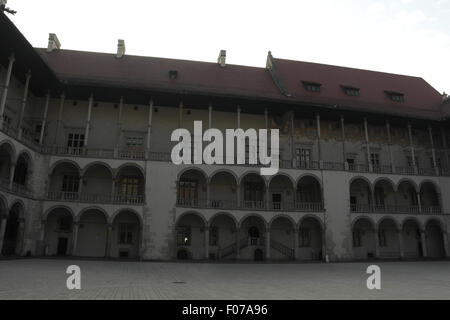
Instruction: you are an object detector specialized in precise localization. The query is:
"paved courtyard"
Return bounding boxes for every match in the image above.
[0,259,449,300]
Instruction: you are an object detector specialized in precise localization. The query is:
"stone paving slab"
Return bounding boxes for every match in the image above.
[0,259,449,300]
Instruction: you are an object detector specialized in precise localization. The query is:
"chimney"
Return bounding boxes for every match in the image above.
[47,33,61,53]
[117,39,126,58]
[217,50,226,67]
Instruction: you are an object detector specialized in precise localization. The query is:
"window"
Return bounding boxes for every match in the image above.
[58,216,72,231]
[343,86,360,97]
[386,91,404,102]
[296,148,311,166]
[125,136,144,151]
[34,124,42,143]
[120,177,140,196]
[177,226,191,246]
[297,185,317,203]
[62,175,79,192]
[209,226,218,246]
[2,114,11,126]
[178,180,198,204]
[67,133,85,148]
[118,223,134,244]
[299,228,311,247]
[370,153,380,167]
[302,81,321,93]
[347,158,355,171]
[430,157,442,168]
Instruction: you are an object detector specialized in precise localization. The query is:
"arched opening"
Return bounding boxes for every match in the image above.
[397,181,419,213]
[76,209,108,257]
[0,143,14,185]
[1,203,24,256]
[298,217,323,261]
[402,219,422,258]
[425,220,445,258]
[13,153,30,188]
[378,219,400,258]
[111,211,141,259]
[239,215,266,259]
[83,164,113,202]
[177,169,207,207]
[373,180,396,212]
[209,214,237,260]
[420,182,441,214]
[269,175,294,210]
[352,218,376,259]
[297,176,322,211]
[270,216,295,260]
[48,162,80,201]
[175,213,206,260]
[349,178,372,212]
[44,208,74,256]
[240,173,266,209]
[115,166,145,204]
[209,171,237,209]
[177,248,190,260]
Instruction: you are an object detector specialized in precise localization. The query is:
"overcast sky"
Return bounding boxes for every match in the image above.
[7,0,450,94]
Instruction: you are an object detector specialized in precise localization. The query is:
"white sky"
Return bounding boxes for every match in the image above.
[7,0,450,94]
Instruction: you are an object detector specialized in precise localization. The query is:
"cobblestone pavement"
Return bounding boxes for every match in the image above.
[0,259,449,300]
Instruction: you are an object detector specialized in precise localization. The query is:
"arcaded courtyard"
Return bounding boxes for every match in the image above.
[0,259,449,300]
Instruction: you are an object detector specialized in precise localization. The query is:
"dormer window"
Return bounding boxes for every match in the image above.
[385,91,404,102]
[302,81,321,93]
[342,86,360,97]
[169,70,178,80]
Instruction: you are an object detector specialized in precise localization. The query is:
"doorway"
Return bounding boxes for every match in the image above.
[57,237,68,256]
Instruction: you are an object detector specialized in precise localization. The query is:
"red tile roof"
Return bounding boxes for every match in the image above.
[36,48,444,119]
[36,49,282,101]
[274,58,443,118]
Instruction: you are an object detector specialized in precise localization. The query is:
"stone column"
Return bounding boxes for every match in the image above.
[265,182,270,210]
[39,92,51,145]
[316,113,322,168]
[235,227,241,259]
[420,230,427,258]
[340,116,347,169]
[146,99,154,157]
[17,70,32,140]
[407,123,417,174]
[204,226,210,260]
[111,179,116,201]
[236,184,241,208]
[54,93,65,147]
[441,127,449,169]
[293,227,299,260]
[16,218,25,256]
[265,228,271,260]
[364,118,372,172]
[0,215,8,254]
[374,228,380,258]
[428,126,439,175]
[386,121,395,173]
[115,96,124,155]
[442,231,450,258]
[0,53,15,130]
[397,229,404,259]
[417,192,422,213]
[83,94,94,150]
[105,223,113,258]
[72,222,79,256]
[206,178,211,207]
[9,162,16,189]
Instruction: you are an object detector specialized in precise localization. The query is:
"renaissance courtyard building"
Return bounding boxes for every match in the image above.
[0,13,449,262]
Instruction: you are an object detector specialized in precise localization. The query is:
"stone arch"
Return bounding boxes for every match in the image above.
[82,161,114,177]
[49,159,81,176]
[296,173,323,189]
[209,169,238,185]
[77,206,109,223]
[397,178,419,193]
[209,212,238,228]
[177,167,208,181]
[269,214,296,230]
[43,205,76,221]
[176,210,208,227]
[114,162,145,180]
